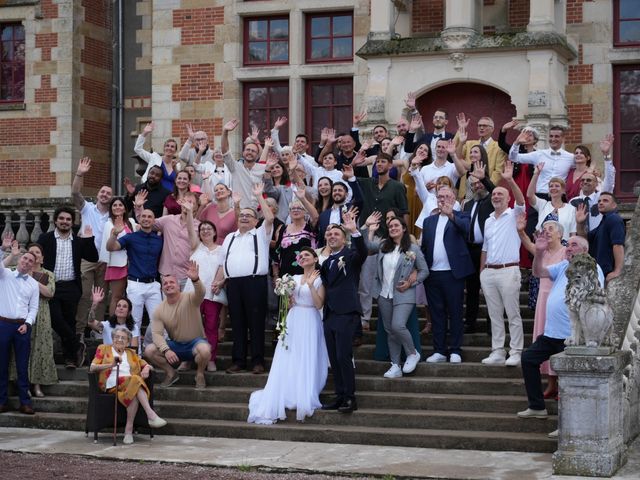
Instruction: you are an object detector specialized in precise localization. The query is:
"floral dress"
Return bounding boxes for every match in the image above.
[276,222,316,277]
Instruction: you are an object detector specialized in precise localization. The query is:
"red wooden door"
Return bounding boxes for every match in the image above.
[416,82,518,144]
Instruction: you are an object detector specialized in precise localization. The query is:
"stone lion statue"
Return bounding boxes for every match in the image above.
[565,253,613,348]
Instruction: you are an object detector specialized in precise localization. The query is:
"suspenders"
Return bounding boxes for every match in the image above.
[224,231,259,277]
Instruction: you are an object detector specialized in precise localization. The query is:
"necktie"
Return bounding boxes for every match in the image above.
[469,202,480,243]
[583,197,590,234]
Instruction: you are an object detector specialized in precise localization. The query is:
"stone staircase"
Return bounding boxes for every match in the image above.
[0,290,559,452]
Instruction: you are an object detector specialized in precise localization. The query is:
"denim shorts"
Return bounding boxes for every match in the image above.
[166,337,208,361]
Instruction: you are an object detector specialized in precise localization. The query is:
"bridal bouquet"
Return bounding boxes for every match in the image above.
[274,274,296,349]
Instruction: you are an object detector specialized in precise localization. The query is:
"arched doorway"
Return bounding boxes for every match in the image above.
[416,82,518,144]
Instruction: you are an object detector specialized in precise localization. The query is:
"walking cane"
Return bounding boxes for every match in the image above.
[113,356,121,446]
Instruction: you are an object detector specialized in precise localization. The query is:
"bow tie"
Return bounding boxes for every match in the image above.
[550,151,561,156]
[16,273,29,281]
[433,133,442,139]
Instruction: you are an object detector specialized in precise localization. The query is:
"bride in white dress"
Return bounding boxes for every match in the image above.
[248,247,329,424]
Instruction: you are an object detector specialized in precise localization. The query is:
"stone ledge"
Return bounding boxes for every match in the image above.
[0,103,26,111]
[356,31,578,61]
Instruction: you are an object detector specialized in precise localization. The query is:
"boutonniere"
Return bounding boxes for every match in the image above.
[337,256,346,275]
[341,205,348,215]
[404,251,416,262]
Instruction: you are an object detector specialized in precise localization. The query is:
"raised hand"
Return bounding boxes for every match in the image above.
[177,196,193,214]
[342,209,358,234]
[306,269,320,287]
[263,137,274,150]
[134,189,148,208]
[501,160,514,181]
[534,233,548,253]
[293,188,307,201]
[223,119,239,132]
[185,123,195,142]
[10,239,20,258]
[342,163,355,180]
[439,197,454,218]
[575,202,588,225]
[326,128,337,144]
[252,182,265,197]
[266,152,279,168]
[469,160,486,180]
[123,177,135,195]
[534,161,545,175]
[142,122,154,135]
[456,112,470,131]
[391,135,404,146]
[274,116,287,130]
[351,150,366,167]
[409,113,423,132]
[515,130,533,145]
[232,190,242,204]
[353,109,367,126]
[91,286,105,305]
[186,260,200,282]
[77,157,91,175]
[405,91,416,110]
[516,213,526,232]
[320,127,329,144]
[501,120,518,132]
[445,139,456,156]
[409,159,421,173]
[346,205,359,219]
[199,193,210,206]
[249,125,260,143]
[600,133,614,156]
[83,225,94,238]
[1,231,14,250]
[365,211,382,228]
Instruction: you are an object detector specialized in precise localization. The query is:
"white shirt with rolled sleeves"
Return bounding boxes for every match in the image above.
[508,145,575,193]
[79,201,109,251]
[482,203,526,265]
[134,134,164,183]
[0,267,39,326]
[220,223,273,278]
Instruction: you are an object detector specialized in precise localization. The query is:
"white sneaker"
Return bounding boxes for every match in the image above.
[123,433,134,444]
[383,364,403,378]
[449,353,462,364]
[505,353,521,367]
[517,408,548,419]
[548,429,559,438]
[425,353,447,363]
[481,351,506,365]
[402,352,421,374]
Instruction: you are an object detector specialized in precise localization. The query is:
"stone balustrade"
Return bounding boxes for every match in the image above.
[0,198,77,246]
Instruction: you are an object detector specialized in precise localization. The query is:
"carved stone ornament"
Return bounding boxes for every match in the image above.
[564,253,614,354]
[441,28,475,49]
[448,52,466,71]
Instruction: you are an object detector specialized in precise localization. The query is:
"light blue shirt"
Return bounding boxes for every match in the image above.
[544,259,604,339]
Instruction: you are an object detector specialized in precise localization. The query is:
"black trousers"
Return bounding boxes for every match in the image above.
[324,311,359,401]
[465,243,483,326]
[226,275,267,369]
[49,281,81,362]
[521,334,565,410]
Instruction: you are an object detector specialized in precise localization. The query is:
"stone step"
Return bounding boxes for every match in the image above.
[43,382,559,416]
[0,411,557,453]
[25,396,557,434]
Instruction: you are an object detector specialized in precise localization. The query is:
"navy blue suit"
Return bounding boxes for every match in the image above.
[421,211,474,357]
[321,235,367,401]
[316,181,363,247]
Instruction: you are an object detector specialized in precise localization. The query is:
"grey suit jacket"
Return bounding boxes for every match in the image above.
[367,240,429,305]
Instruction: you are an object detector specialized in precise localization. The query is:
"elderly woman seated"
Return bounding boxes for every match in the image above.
[89,325,167,444]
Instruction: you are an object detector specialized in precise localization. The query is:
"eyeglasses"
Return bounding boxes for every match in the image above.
[113,335,129,341]
[290,207,305,212]
[195,137,207,141]
[238,213,257,219]
[580,178,595,183]
[477,124,492,129]
[199,226,215,231]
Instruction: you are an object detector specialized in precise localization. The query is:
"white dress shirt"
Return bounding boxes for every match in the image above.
[431,215,452,271]
[184,243,223,301]
[420,161,460,194]
[79,202,109,252]
[482,204,526,264]
[380,246,401,299]
[0,267,39,325]
[221,223,273,278]
[508,145,575,193]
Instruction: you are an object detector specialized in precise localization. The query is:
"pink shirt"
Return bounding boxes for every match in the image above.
[198,203,238,245]
[155,214,200,280]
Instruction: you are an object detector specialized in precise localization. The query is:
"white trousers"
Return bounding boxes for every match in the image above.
[480,266,523,355]
[126,280,162,339]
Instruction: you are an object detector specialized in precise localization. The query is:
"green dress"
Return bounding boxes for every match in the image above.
[10,268,58,385]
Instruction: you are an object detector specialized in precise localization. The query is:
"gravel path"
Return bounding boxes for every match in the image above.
[2,451,376,480]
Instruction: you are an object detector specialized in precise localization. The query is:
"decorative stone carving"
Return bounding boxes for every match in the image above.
[441,28,475,49]
[528,90,548,107]
[448,53,466,71]
[564,253,614,353]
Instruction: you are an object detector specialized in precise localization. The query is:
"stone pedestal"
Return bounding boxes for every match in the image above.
[550,351,631,477]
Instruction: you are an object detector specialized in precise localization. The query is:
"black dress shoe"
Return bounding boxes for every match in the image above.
[321,398,343,410]
[0,404,9,413]
[338,398,358,413]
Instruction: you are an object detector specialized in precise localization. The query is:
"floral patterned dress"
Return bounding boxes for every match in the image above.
[276,222,316,277]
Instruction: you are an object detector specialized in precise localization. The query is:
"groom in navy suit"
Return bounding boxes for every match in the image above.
[320,213,367,413]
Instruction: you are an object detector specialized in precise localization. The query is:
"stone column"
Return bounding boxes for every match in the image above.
[551,350,631,477]
[527,0,555,32]
[442,0,481,48]
[362,58,391,125]
[369,0,394,40]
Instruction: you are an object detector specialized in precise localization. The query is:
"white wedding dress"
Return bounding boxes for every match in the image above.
[247,275,329,424]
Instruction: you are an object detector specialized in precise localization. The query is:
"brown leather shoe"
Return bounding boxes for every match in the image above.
[0,404,9,413]
[225,364,245,374]
[252,364,265,375]
[18,404,35,415]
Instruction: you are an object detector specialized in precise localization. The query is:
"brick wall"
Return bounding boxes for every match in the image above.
[81,77,111,109]
[172,64,223,101]
[566,104,593,144]
[35,75,57,103]
[173,7,224,45]
[0,117,56,146]
[0,159,56,187]
[412,0,444,35]
[35,32,57,61]
[568,46,593,85]
[567,0,593,24]
[82,0,111,29]
[508,0,529,28]
[40,0,58,19]
[81,37,112,70]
